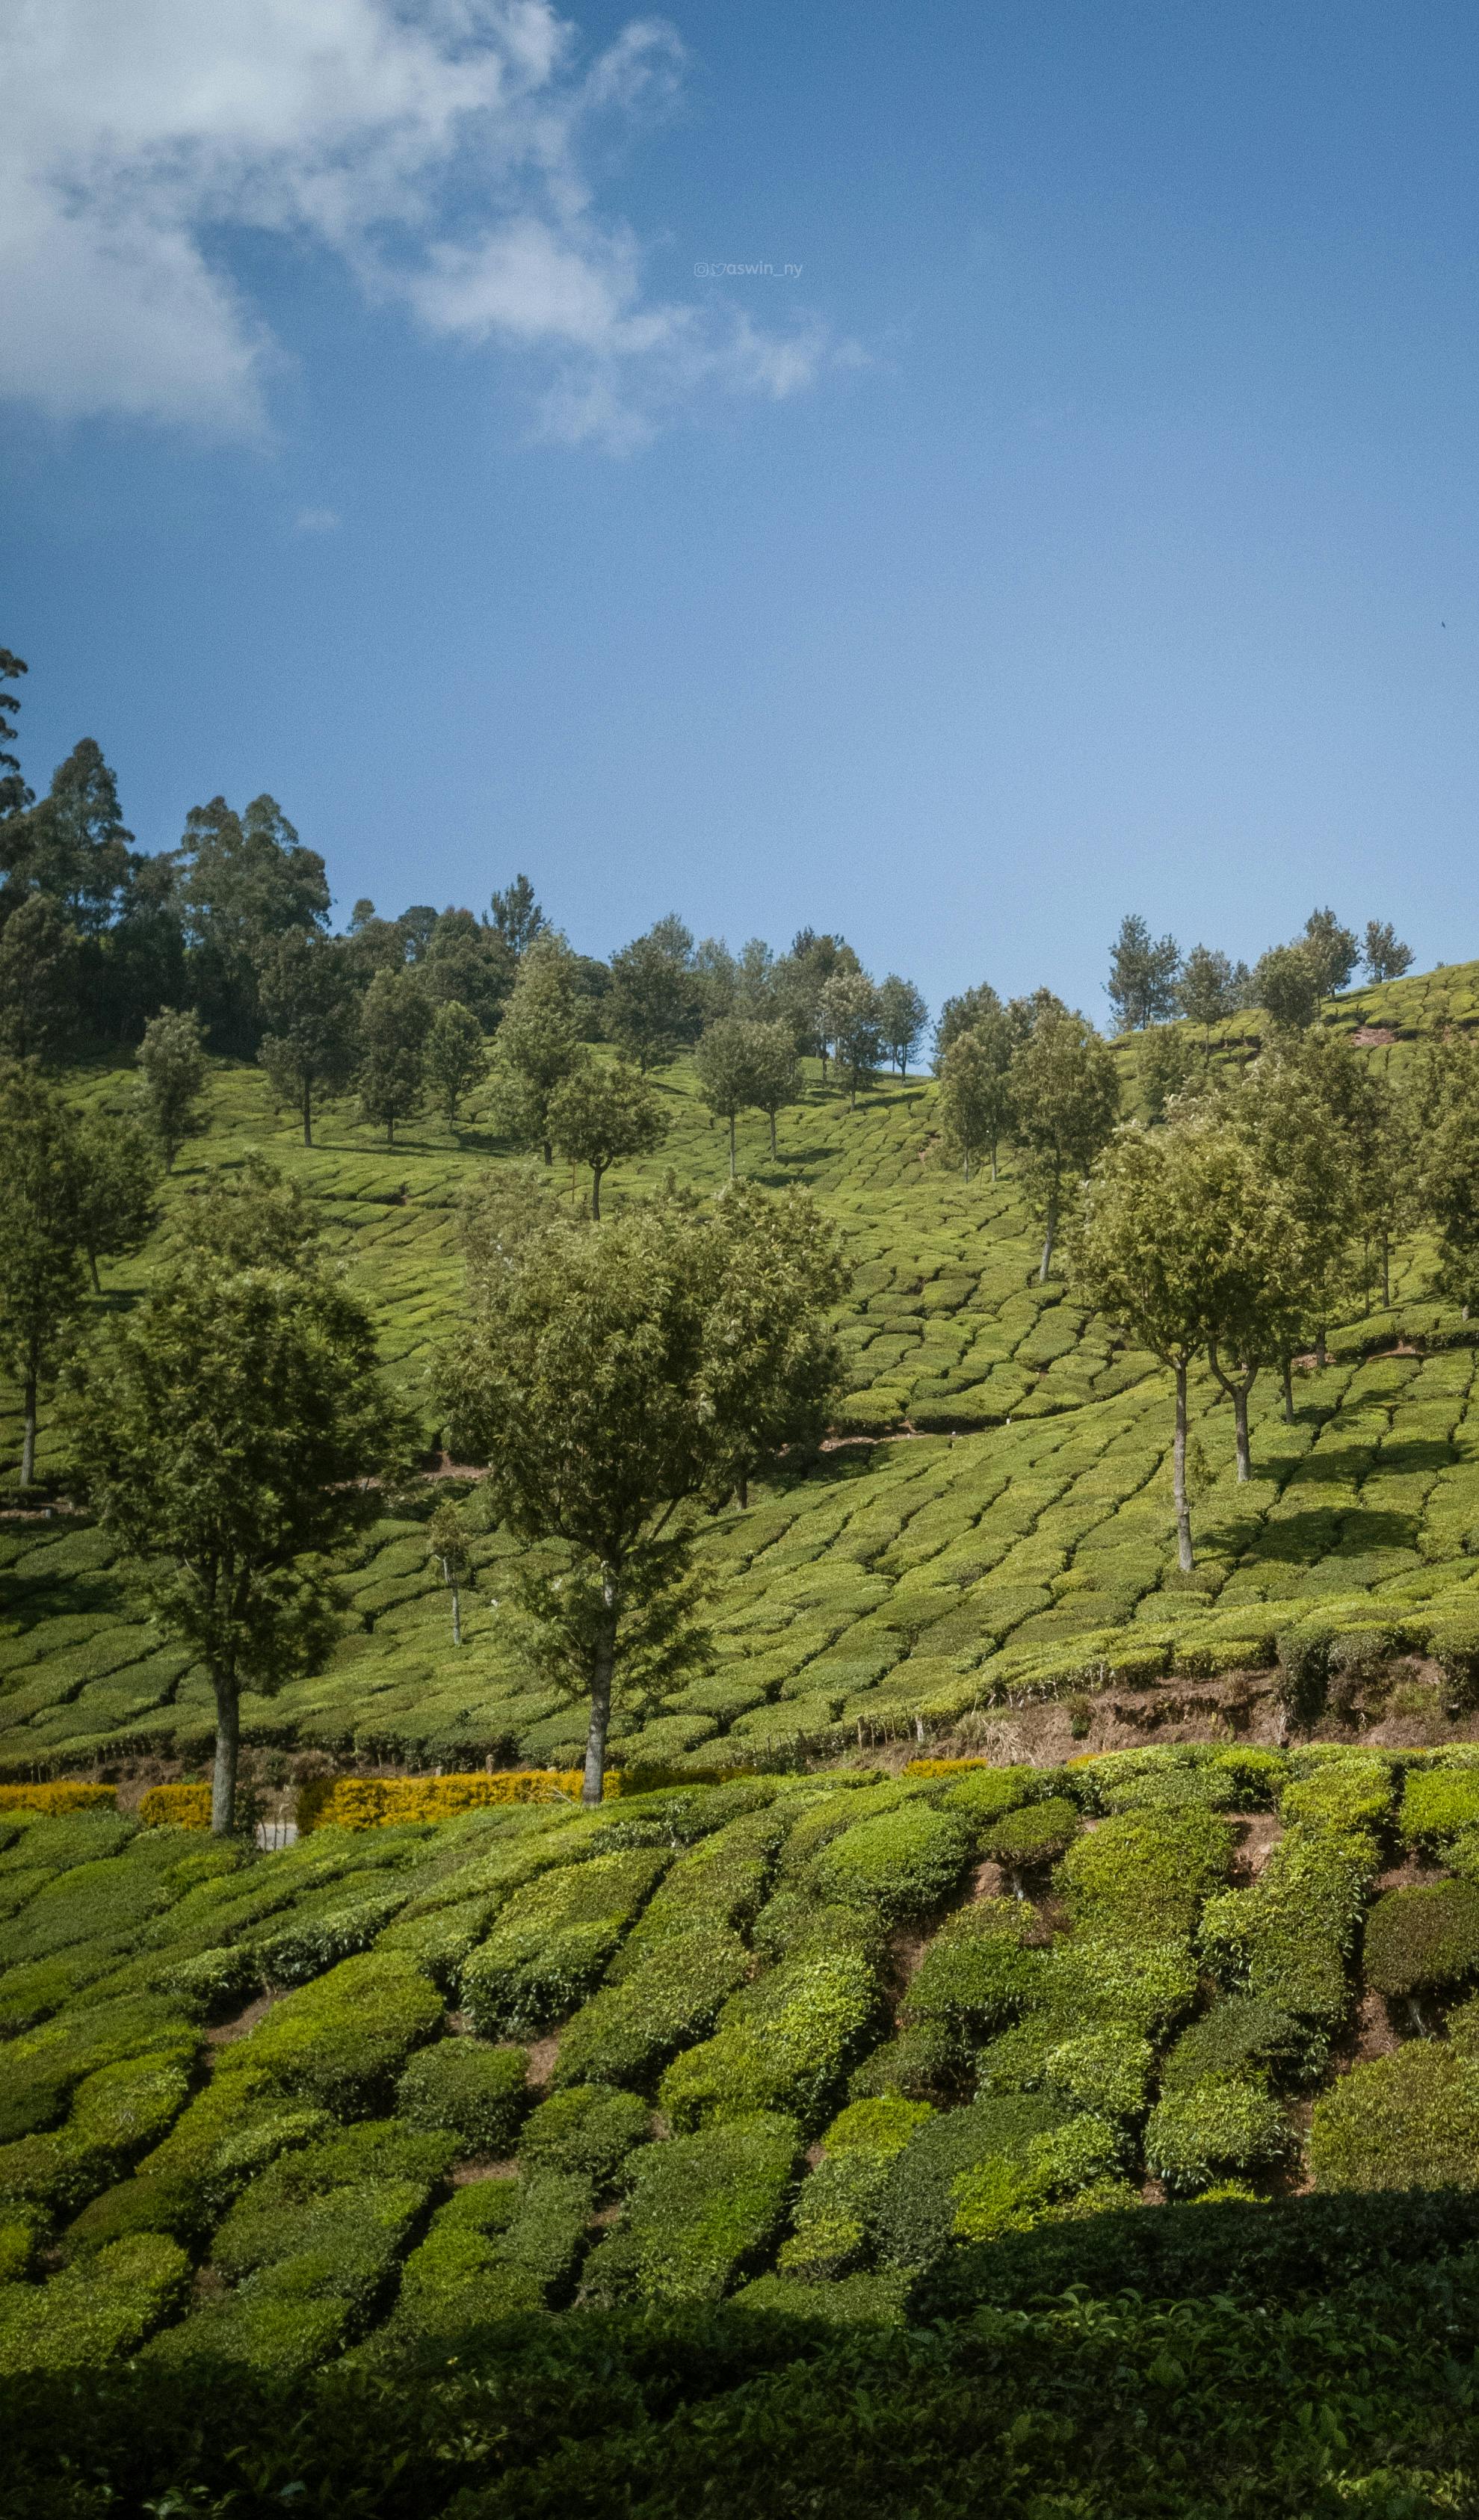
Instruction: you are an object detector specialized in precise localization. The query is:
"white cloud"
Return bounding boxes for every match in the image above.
[0,0,847,448]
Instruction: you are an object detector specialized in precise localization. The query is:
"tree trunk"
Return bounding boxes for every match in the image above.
[737,1473,749,1507]
[727,1113,737,1179]
[210,1670,240,1835]
[768,1110,777,1158]
[591,1163,603,1221]
[1316,1323,1327,1368]
[1038,1189,1057,1285]
[582,1572,619,1807]
[1233,1383,1252,1483]
[963,1154,971,1183]
[303,1078,313,1148]
[19,1361,37,1491]
[542,1139,552,1165]
[1382,1235,1391,1310]
[87,1245,102,1297]
[989,1141,998,1184]
[1173,1360,1194,1572]
[451,1581,462,1648]
[386,1116,395,1148]
[850,1067,858,1108]
[1282,1354,1294,1424]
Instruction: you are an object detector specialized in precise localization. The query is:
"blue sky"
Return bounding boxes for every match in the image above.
[4,0,1479,1022]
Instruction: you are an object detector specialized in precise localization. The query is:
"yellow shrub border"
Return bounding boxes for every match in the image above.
[138,1783,213,1830]
[0,1782,117,1815]
[901,1757,989,1779]
[296,1762,758,1834]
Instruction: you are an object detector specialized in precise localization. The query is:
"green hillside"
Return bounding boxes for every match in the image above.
[6,959,1479,1785]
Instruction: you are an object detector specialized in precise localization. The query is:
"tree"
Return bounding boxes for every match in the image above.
[774,931,859,1078]
[358,966,432,1146]
[135,1007,208,1170]
[747,1019,803,1159]
[492,939,583,1161]
[256,930,359,1146]
[877,975,928,1077]
[605,924,702,1070]
[4,740,135,933]
[422,909,515,1031]
[179,1153,324,1273]
[1107,915,1181,1031]
[0,1063,85,1489]
[1177,945,1238,1046]
[693,937,739,1028]
[490,874,546,958]
[73,1109,160,1294]
[69,1238,404,1830]
[1412,1037,1479,1319]
[1225,1037,1362,1409]
[1302,907,1361,1003]
[693,1019,765,1177]
[1075,1118,1285,1566]
[735,938,778,1020]
[819,971,881,1107]
[1253,943,1320,1036]
[934,981,1003,1066]
[176,794,330,1054]
[936,1024,1013,1182]
[1138,1025,1200,1124]
[1365,920,1414,984]
[425,1000,490,1127]
[425,1497,475,1646]
[1009,1009,1120,1281]
[0,895,80,1063]
[0,648,31,827]
[437,1185,846,1803]
[546,1054,668,1217]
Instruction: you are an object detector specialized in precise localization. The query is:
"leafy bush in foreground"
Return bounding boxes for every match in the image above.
[1363,1877,1479,2003]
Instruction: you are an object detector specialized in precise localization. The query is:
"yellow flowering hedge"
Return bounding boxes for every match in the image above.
[138,1786,211,1831]
[0,1784,116,1816]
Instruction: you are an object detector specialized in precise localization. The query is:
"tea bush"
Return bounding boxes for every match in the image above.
[1363,1877,1479,2001]
[899,1899,1042,2048]
[460,1849,670,2035]
[552,1927,752,2091]
[1310,2040,1479,2190]
[516,2087,652,2196]
[660,1950,879,2134]
[579,2111,800,2305]
[807,1803,972,1921]
[1143,2078,1291,2193]
[394,2039,531,2155]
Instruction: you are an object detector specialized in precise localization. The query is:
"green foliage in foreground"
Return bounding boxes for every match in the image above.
[16,1744,1479,2450]
[10,2200,1479,2516]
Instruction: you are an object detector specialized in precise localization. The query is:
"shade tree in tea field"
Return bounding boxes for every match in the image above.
[436,1184,847,1803]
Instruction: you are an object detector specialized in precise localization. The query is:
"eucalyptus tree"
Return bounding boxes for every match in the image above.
[0,1062,85,1489]
[256,929,359,1145]
[819,970,882,1107]
[1363,921,1414,984]
[693,1018,763,1176]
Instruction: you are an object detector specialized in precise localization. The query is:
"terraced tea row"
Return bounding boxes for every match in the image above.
[5,1744,1479,2377]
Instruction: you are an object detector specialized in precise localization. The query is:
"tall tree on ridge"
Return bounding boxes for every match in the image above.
[1363,920,1414,985]
[877,975,928,1077]
[490,874,547,959]
[1107,915,1181,1032]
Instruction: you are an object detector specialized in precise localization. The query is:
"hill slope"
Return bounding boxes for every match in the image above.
[4,961,1479,1781]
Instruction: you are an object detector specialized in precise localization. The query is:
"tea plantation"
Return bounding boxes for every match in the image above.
[6,958,1479,1785]
[9,1744,1479,2513]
